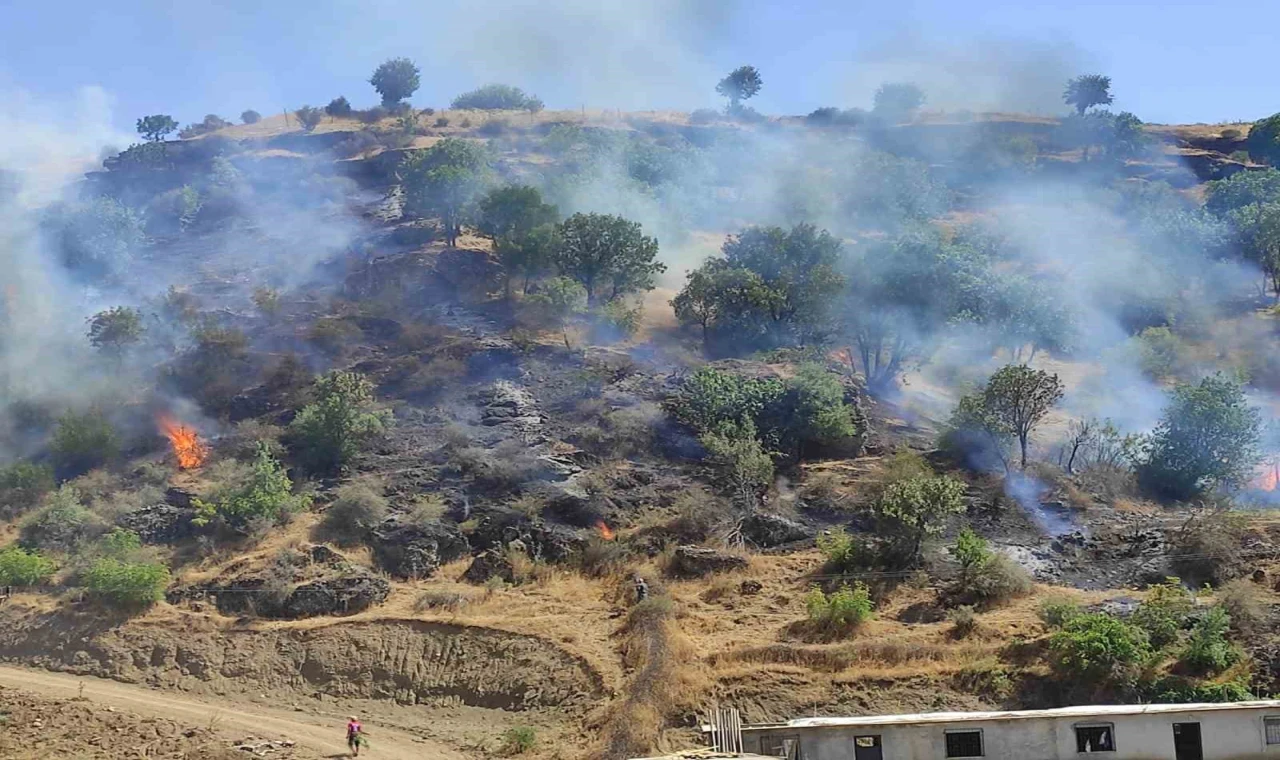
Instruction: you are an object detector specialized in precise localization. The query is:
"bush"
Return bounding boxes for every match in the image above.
[0,461,55,518]
[50,409,119,478]
[193,444,310,529]
[321,482,388,546]
[502,726,537,755]
[1039,596,1082,629]
[949,528,1031,607]
[325,96,352,118]
[1131,577,1194,649]
[1049,613,1151,685]
[241,110,261,125]
[816,527,864,573]
[295,106,324,132]
[358,106,390,124]
[950,605,978,638]
[289,371,391,473]
[434,117,450,128]
[1170,509,1249,586]
[19,487,102,553]
[1180,606,1240,675]
[1217,579,1268,636]
[804,582,873,633]
[699,422,774,503]
[83,557,169,608]
[0,547,56,586]
[875,475,967,566]
[1221,128,1243,140]
[451,84,541,111]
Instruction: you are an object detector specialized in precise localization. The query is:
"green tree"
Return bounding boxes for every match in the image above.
[715,66,763,110]
[1062,75,1114,115]
[50,197,146,277]
[19,486,100,553]
[289,371,391,473]
[1180,606,1239,675]
[1050,613,1150,685]
[1247,113,1280,166]
[665,367,783,436]
[1205,168,1280,215]
[84,558,169,609]
[760,363,860,459]
[875,475,967,564]
[135,114,178,142]
[0,462,55,518]
[1137,373,1262,500]
[554,212,664,306]
[525,276,587,347]
[369,57,421,107]
[670,261,777,350]
[1131,577,1194,649]
[194,443,310,527]
[86,306,144,358]
[400,139,490,246]
[700,419,775,505]
[325,96,352,117]
[451,84,541,110]
[295,106,324,132]
[980,364,1065,469]
[872,83,926,123]
[496,224,560,297]
[0,547,56,586]
[50,409,119,478]
[477,185,558,241]
[241,109,262,124]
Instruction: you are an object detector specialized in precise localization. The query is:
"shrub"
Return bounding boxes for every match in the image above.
[289,371,391,473]
[358,106,390,124]
[87,306,144,356]
[1039,596,1082,629]
[950,605,978,638]
[477,118,508,137]
[434,116,450,128]
[1180,606,1240,675]
[875,475,967,565]
[1131,577,1194,649]
[1221,128,1243,140]
[451,84,541,111]
[1170,509,1250,586]
[84,557,169,608]
[816,527,864,573]
[321,481,388,546]
[295,106,324,132]
[1217,578,1268,636]
[19,487,102,552]
[0,461,55,518]
[241,110,261,125]
[804,582,873,632]
[0,547,56,586]
[700,422,775,503]
[502,726,537,755]
[1049,613,1151,685]
[949,528,1031,607]
[325,96,352,118]
[50,409,119,478]
[193,444,309,529]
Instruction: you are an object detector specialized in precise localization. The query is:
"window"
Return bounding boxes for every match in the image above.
[945,729,984,758]
[763,736,801,759]
[1075,724,1116,753]
[1266,717,1280,745]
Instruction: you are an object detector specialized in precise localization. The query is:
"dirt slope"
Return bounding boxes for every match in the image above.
[0,664,465,759]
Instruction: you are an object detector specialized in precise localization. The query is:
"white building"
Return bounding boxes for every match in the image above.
[739,701,1280,760]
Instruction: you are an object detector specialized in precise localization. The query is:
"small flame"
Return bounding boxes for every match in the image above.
[158,415,209,470]
[1254,462,1280,492]
[595,520,615,541]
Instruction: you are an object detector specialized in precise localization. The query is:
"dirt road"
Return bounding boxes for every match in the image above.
[0,664,468,759]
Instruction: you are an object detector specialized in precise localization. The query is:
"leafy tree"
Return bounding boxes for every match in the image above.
[400,139,490,246]
[295,106,324,132]
[241,109,262,125]
[872,83,926,123]
[369,57,421,106]
[760,363,861,459]
[325,96,352,117]
[289,371,391,473]
[476,185,558,241]
[875,475,967,564]
[665,367,784,437]
[979,364,1064,469]
[136,114,178,142]
[671,261,777,350]
[50,409,119,479]
[49,198,146,277]
[949,527,1031,607]
[0,462,55,518]
[194,443,310,527]
[1205,168,1280,215]
[98,527,144,559]
[554,212,664,306]
[495,224,560,297]
[87,306,144,358]
[84,557,169,608]
[1180,606,1239,675]
[451,84,542,111]
[0,547,56,586]
[1137,374,1261,500]
[715,66,763,110]
[1050,613,1150,685]
[525,276,587,347]
[700,420,775,505]
[1131,577,1194,649]
[1062,75,1114,115]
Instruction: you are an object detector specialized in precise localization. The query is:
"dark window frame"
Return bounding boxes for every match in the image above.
[1074,722,1117,753]
[1265,716,1280,746]
[944,728,984,758]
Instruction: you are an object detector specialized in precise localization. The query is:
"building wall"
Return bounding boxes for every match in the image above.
[745,707,1280,760]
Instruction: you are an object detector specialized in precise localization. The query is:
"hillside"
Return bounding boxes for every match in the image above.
[4,98,1280,760]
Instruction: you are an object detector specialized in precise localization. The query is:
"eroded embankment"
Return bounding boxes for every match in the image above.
[0,607,604,713]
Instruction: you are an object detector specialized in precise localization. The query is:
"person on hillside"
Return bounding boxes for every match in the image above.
[346,716,363,757]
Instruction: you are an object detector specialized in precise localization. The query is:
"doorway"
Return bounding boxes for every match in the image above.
[1173,722,1203,760]
[853,735,883,760]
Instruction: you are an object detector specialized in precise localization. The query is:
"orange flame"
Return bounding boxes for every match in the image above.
[1255,464,1280,492]
[158,415,209,470]
[595,520,615,541]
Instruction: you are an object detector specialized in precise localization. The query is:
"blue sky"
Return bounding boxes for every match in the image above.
[0,0,1273,135]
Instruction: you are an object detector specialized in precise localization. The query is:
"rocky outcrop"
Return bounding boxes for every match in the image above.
[666,546,749,578]
[370,519,470,579]
[740,513,812,548]
[467,512,584,563]
[462,549,516,585]
[118,504,200,545]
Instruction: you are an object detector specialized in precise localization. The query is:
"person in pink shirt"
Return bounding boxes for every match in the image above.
[346,716,363,757]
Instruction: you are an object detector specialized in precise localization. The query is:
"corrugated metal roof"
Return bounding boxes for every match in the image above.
[744,701,1280,730]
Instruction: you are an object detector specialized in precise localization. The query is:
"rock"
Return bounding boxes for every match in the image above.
[468,513,584,562]
[1254,568,1268,584]
[740,513,812,548]
[371,519,470,579]
[739,580,763,595]
[462,549,515,585]
[282,575,390,618]
[118,504,199,544]
[666,546,748,579]
[164,487,196,509]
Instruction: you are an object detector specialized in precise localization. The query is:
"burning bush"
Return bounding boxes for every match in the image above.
[157,415,209,470]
